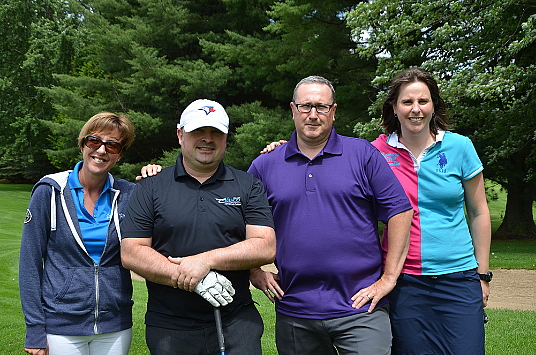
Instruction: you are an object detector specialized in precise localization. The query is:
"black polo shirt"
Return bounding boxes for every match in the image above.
[122,154,275,330]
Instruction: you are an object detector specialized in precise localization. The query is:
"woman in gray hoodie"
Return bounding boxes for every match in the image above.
[19,112,136,355]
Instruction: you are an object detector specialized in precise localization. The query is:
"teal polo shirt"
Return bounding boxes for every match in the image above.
[68,161,112,264]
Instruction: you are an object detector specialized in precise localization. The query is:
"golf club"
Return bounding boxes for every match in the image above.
[213,307,226,355]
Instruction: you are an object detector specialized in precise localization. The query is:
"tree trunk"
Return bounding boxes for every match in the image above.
[494,182,536,239]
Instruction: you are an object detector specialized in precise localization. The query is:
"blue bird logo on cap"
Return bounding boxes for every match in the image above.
[199,106,216,115]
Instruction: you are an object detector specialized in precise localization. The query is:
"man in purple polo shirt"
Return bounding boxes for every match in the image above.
[248,76,413,355]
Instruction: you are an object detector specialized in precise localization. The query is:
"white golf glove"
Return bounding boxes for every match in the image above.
[194,271,235,307]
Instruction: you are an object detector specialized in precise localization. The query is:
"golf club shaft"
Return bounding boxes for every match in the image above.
[213,307,226,355]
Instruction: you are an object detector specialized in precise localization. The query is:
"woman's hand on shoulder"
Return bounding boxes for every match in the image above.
[136,164,162,181]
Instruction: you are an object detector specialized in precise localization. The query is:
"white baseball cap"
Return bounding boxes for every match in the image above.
[178,99,229,134]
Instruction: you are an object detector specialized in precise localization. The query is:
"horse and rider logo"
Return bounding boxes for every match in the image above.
[437,152,448,172]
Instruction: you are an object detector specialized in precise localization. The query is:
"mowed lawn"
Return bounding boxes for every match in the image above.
[2,183,535,354]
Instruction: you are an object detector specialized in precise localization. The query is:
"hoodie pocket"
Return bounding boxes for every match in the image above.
[48,267,95,315]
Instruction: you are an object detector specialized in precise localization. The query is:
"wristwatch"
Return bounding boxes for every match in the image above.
[479,271,493,282]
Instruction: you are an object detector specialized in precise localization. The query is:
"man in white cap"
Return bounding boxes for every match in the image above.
[121,99,276,355]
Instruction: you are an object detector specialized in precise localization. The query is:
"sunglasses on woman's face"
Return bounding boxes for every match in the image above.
[83,136,123,154]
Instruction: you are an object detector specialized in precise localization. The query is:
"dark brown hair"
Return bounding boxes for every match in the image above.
[380,68,450,136]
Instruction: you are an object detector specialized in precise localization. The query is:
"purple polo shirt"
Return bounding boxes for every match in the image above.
[248,128,411,318]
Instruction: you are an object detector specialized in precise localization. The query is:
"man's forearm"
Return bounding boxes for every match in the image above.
[121,239,177,287]
[382,209,413,282]
[192,225,276,272]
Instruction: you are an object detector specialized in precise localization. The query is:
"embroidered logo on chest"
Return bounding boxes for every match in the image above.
[436,152,448,173]
[382,152,401,168]
[215,197,242,206]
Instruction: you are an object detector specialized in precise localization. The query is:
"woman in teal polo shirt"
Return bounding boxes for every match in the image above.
[373,68,491,355]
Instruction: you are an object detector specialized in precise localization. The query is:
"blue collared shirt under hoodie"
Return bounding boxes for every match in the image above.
[68,161,112,265]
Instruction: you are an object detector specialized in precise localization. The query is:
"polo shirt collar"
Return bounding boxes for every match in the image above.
[68,160,112,192]
[174,153,233,183]
[284,127,342,160]
[386,130,446,148]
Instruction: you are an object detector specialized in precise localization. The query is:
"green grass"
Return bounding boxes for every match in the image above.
[484,308,536,355]
[490,240,536,269]
[0,184,31,353]
[486,180,508,234]
[131,281,148,354]
[2,183,535,354]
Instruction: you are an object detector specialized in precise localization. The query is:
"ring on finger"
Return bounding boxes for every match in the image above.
[366,294,372,300]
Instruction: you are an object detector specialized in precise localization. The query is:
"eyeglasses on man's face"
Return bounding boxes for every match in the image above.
[83,136,123,154]
[293,102,334,114]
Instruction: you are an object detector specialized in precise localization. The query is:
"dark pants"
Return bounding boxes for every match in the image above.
[276,304,391,355]
[146,303,263,355]
[389,270,485,355]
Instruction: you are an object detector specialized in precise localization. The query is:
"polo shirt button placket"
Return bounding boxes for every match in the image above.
[306,161,315,192]
[198,192,206,212]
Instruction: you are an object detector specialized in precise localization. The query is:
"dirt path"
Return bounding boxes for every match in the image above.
[486,268,536,311]
[132,266,536,312]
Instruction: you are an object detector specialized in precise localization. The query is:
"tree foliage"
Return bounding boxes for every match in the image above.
[35,0,376,177]
[0,0,79,182]
[196,0,379,169]
[204,0,376,136]
[42,0,281,171]
[347,0,536,238]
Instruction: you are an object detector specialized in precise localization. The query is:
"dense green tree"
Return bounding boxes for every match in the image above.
[204,0,376,137]
[45,0,277,168]
[44,0,376,174]
[0,0,78,182]
[347,0,536,238]
[224,102,295,171]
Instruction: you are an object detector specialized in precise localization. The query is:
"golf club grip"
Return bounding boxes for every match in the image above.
[213,307,226,355]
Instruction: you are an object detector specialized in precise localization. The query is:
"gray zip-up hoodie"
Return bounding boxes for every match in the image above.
[19,169,135,349]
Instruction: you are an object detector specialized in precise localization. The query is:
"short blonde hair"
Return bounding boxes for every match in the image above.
[78,112,135,154]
